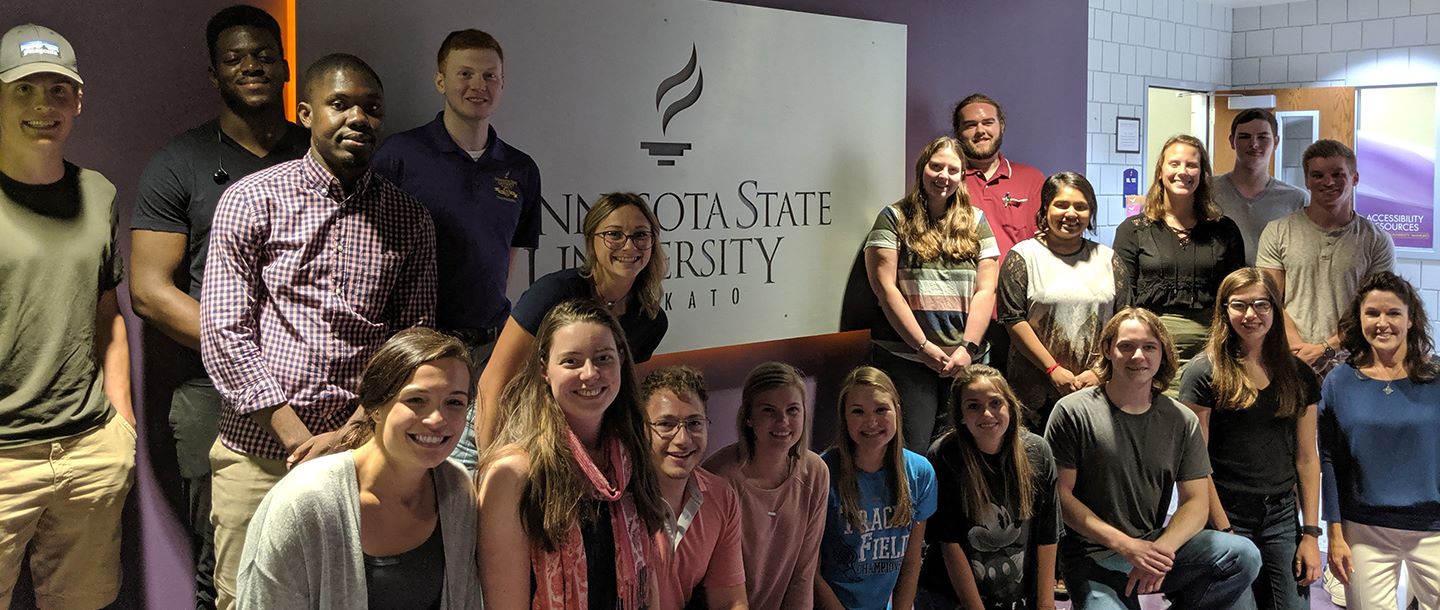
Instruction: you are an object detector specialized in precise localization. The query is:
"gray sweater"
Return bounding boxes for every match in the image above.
[236,452,483,609]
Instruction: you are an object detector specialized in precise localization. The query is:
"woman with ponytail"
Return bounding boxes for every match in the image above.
[235,327,481,609]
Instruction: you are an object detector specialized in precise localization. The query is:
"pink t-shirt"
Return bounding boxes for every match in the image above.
[702,444,829,610]
[654,467,746,609]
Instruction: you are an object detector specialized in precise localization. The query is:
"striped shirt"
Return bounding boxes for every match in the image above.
[200,152,436,459]
[866,203,999,360]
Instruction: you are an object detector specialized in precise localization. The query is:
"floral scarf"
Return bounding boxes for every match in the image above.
[531,429,653,609]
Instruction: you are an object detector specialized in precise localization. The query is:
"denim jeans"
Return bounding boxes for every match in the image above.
[1063,530,1261,610]
[1221,488,1309,610]
[446,334,498,473]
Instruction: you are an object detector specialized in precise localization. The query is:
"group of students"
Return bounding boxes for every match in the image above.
[3,6,1439,610]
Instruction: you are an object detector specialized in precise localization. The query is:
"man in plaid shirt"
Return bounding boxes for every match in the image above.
[199,53,436,610]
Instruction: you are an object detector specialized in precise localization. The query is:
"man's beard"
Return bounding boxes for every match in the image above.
[960,131,1003,161]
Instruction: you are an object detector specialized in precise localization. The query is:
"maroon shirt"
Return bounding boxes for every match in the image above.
[964,152,1046,258]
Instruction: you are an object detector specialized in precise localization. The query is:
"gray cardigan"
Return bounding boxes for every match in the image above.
[236,452,483,609]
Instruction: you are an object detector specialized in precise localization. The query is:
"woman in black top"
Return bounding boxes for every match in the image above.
[1179,268,1322,610]
[1114,134,1244,394]
[477,193,669,449]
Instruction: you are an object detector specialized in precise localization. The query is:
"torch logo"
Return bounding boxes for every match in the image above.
[640,44,703,167]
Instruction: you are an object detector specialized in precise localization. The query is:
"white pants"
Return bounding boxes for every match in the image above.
[1344,521,1440,610]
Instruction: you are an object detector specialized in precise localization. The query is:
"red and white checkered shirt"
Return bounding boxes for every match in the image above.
[200,152,436,460]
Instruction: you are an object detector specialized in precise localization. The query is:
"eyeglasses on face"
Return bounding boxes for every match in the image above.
[648,417,709,438]
[1226,298,1274,314]
[594,230,654,251]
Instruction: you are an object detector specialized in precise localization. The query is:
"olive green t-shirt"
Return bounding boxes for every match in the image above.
[0,163,122,449]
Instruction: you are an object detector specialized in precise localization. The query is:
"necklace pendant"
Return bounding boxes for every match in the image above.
[1383,384,1394,395]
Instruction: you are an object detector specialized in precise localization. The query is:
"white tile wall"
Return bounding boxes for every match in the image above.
[1088,0,1232,238]
[1090,0,1440,317]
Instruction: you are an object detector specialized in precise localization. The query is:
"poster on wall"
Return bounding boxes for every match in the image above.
[1355,86,1436,250]
[1356,131,1435,249]
[298,0,906,354]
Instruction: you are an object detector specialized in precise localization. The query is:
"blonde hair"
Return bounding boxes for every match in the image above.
[831,366,914,532]
[580,193,667,319]
[735,362,809,461]
[1143,134,1221,222]
[894,136,981,262]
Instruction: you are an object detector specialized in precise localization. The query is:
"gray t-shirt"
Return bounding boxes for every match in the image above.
[1210,173,1308,265]
[1043,386,1210,562]
[1255,210,1395,343]
[0,163,123,449]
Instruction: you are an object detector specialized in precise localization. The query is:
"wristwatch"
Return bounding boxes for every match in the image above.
[962,340,983,357]
[1321,343,1337,361]
[1300,525,1324,538]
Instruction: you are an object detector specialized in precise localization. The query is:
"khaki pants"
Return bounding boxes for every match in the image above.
[208,440,286,610]
[1345,521,1440,610]
[0,415,136,610]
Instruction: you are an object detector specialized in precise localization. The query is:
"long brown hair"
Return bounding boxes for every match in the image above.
[333,328,473,452]
[735,361,809,461]
[1096,307,1180,392]
[1340,271,1440,383]
[937,365,1035,520]
[1143,134,1221,222]
[1204,268,1309,417]
[580,192,667,319]
[479,299,666,551]
[894,136,981,262]
[831,366,914,532]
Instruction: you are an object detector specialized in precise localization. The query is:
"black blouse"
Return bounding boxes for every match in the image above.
[1112,214,1245,313]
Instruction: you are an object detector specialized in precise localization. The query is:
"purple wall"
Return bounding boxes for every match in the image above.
[3,0,1086,607]
[4,2,284,608]
[721,0,1089,177]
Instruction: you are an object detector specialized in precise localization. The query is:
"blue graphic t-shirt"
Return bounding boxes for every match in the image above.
[820,448,938,609]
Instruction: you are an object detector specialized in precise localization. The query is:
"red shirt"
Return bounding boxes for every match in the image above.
[964,152,1046,258]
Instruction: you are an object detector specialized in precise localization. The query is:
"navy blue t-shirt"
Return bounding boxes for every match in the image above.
[511,268,668,363]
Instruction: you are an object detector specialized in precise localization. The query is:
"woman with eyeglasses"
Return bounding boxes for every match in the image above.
[865,136,1000,453]
[816,366,937,610]
[477,192,669,450]
[1178,268,1322,610]
[1318,271,1440,610]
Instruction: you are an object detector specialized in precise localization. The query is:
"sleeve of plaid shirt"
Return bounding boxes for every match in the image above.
[392,204,437,331]
[200,185,288,415]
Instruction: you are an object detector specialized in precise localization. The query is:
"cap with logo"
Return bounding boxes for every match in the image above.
[0,24,82,84]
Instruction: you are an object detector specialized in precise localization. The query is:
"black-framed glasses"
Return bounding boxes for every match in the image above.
[594,230,654,251]
[1226,298,1274,314]
[649,417,709,438]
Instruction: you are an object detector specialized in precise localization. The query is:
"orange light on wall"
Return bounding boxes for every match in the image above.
[284,0,297,121]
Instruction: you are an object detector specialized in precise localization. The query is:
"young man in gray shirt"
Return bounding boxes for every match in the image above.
[1211,108,1308,264]
[1045,307,1259,608]
[1256,140,1394,373]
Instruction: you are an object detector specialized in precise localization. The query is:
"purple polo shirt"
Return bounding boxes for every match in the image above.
[372,114,544,331]
[964,152,1046,258]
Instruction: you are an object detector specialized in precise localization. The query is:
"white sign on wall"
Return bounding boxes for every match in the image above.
[299,0,906,353]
